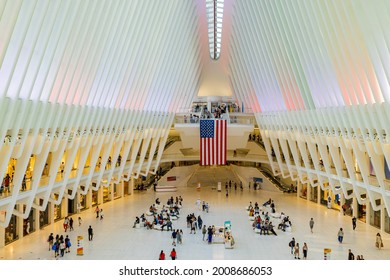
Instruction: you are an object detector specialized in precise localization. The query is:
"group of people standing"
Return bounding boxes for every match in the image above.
[288,237,308,260]
[47,233,72,258]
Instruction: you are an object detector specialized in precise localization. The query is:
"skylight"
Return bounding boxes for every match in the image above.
[206,0,224,60]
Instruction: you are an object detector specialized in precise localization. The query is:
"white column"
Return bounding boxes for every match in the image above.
[129,176,134,195]
[352,197,358,218]
[17,205,24,238]
[380,204,386,231]
[365,201,371,225]
[49,202,55,224]
[306,184,311,201]
[340,194,346,214]
[33,207,39,232]
[317,185,321,204]
[98,187,103,204]
[120,181,124,197]
[297,181,301,198]
[0,226,4,248]
[61,196,68,218]
[86,188,92,209]
[109,183,114,201]
[0,210,6,247]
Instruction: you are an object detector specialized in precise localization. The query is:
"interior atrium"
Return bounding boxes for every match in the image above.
[0,0,389,259]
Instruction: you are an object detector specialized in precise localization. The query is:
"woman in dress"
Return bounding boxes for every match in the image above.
[376,233,383,249]
[294,243,300,259]
[302,242,308,259]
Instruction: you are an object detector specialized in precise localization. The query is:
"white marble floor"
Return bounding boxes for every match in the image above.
[0,182,389,260]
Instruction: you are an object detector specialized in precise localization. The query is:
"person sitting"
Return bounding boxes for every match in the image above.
[268,222,277,236]
[263,198,272,207]
[259,221,267,235]
[249,208,255,217]
[132,216,140,228]
[144,220,154,229]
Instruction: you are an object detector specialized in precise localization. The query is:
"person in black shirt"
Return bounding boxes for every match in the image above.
[88,225,94,241]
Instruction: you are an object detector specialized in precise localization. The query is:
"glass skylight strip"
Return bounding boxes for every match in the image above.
[206,0,224,60]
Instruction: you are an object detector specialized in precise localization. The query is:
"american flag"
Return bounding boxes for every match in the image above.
[200,119,227,166]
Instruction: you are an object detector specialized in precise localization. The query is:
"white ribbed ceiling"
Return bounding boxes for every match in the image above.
[0,0,389,113]
[0,0,203,113]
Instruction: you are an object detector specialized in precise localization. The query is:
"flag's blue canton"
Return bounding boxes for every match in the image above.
[200,120,214,138]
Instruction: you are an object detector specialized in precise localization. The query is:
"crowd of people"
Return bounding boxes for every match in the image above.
[248,198,293,236]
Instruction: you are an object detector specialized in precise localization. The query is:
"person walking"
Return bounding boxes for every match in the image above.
[352,216,357,230]
[88,225,94,241]
[294,243,300,259]
[100,209,104,220]
[171,229,177,246]
[47,233,54,251]
[376,233,384,249]
[177,229,182,245]
[65,235,71,253]
[337,228,344,243]
[302,242,308,259]
[69,217,74,231]
[63,217,69,232]
[59,241,66,257]
[309,218,314,233]
[159,250,165,260]
[348,249,355,260]
[95,206,100,218]
[197,215,203,230]
[289,237,295,254]
[207,226,213,244]
[170,248,177,260]
[202,225,207,241]
[78,216,82,226]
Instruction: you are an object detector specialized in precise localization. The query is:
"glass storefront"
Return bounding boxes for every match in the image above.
[357,195,366,222]
[53,194,62,221]
[103,186,110,203]
[300,184,307,199]
[123,181,129,195]
[369,200,381,228]
[92,190,98,206]
[23,207,34,236]
[67,190,75,215]
[5,214,18,245]
[309,186,318,203]
[79,191,87,211]
[113,183,121,199]
[39,207,49,229]
[385,209,390,234]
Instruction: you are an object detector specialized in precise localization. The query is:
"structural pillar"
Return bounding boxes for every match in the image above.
[340,194,346,215]
[317,185,321,204]
[86,188,92,209]
[365,201,371,224]
[109,183,114,201]
[380,204,386,231]
[61,196,68,218]
[33,205,39,232]
[0,225,4,248]
[120,180,124,197]
[306,184,311,201]
[297,181,301,198]
[129,176,134,196]
[17,204,24,238]
[98,186,103,204]
[352,197,358,218]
